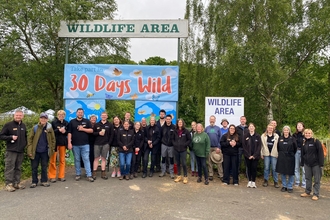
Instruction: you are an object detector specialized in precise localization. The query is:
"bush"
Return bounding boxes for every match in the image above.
[0,115,41,183]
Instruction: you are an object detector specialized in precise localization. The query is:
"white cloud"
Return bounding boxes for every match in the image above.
[160,102,174,111]
[145,93,160,100]
[160,68,178,78]
[66,90,79,98]
[137,106,153,115]
[87,102,97,110]
[129,69,143,78]
[103,66,122,77]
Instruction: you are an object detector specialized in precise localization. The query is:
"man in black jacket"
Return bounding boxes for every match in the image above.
[0,110,27,192]
[159,115,175,178]
[236,116,248,174]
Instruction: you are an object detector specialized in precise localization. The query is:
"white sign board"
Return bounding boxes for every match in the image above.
[58,20,188,38]
[205,97,244,127]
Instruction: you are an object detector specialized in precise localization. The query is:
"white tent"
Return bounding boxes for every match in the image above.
[45,109,55,121]
[1,106,36,116]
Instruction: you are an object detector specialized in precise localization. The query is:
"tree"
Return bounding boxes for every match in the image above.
[0,0,129,111]
[183,0,330,130]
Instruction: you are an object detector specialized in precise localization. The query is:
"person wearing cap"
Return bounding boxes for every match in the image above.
[0,110,28,192]
[48,110,68,183]
[220,118,229,136]
[204,115,222,181]
[27,112,55,188]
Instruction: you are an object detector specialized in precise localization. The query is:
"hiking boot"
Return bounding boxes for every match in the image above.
[126,175,130,181]
[129,174,134,180]
[49,178,56,183]
[133,173,138,178]
[274,182,279,188]
[183,177,188,184]
[288,189,293,193]
[75,175,81,181]
[205,179,209,185]
[30,183,37,188]
[92,171,97,180]
[281,187,287,192]
[149,172,153,177]
[137,167,141,173]
[262,179,268,187]
[312,195,319,201]
[101,171,108,180]
[170,174,175,179]
[142,173,147,178]
[5,184,15,192]
[209,176,213,181]
[13,183,25,190]
[197,177,202,183]
[58,178,66,182]
[119,176,123,180]
[300,192,311,197]
[174,175,182,182]
[87,176,94,182]
[159,172,166,177]
[191,171,195,177]
[40,182,50,187]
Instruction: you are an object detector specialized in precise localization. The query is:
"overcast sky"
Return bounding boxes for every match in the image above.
[115,1,186,63]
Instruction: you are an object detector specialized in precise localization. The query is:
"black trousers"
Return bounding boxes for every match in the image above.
[245,157,259,182]
[143,147,157,173]
[130,150,142,174]
[31,152,49,184]
[196,156,208,180]
[223,154,238,184]
[174,150,187,176]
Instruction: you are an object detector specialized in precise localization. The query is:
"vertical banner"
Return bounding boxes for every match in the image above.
[135,101,177,124]
[205,97,244,127]
[64,99,106,121]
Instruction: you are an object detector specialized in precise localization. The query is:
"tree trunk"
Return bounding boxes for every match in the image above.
[267,100,274,123]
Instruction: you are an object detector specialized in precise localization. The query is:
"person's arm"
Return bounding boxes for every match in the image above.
[137,131,145,149]
[184,129,192,148]
[205,134,211,156]
[126,131,135,150]
[253,135,262,159]
[108,124,114,146]
[152,128,161,146]
[50,129,56,153]
[292,137,297,155]
[27,127,35,157]
[300,141,305,167]
[117,130,124,151]
[0,123,12,141]
[220,135,229,149]
[218,128,222,149]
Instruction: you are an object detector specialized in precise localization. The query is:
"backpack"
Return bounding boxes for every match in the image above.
[303,138,327,158]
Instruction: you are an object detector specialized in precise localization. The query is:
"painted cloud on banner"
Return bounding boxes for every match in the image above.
[160,102,174,111]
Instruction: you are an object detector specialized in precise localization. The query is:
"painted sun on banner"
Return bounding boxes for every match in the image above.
[63,64,179,101]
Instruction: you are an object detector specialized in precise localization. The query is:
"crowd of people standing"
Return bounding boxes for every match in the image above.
[0,109,325,201]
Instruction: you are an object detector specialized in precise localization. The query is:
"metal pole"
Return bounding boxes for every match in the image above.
[177,37,180,65]
[176,37,181,119]
[65,38,69,64]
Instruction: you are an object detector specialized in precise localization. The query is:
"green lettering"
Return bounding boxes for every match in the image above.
[80,24,85,32]
[140,24,149,33]
[67,24,79,32]
[85,24,93,32]
[103,24,111,33]
[94,24,103,32]
[112,24,116,32]
[161,24,170,32]
[151,24,160,33]
[117,24,126,32]
[171,24,179,33]
[127,24,135,32]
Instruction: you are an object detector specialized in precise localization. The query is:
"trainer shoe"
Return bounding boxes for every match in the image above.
[251,182,257,188]
[301,184,306,189]
[159,172,166,177]
[117,171,121,178]
[87,176,94,182]
[247,181,252,188]
[13,183,25,190]
[75,175,81,181]
[174,175,182,182]
[170,174,175,179]
[40,182,50,187]
[58,178,66,182]
[111,171,116,178]
[5,184,15,192]
[262,179,268,187]
[274,182,280,188]
[49,178,56,183]
[183,177,188,184]
[222,183,228,186]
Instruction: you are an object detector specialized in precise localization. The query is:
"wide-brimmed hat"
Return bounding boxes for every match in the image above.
[210,151,223,164]
[221,118,229,125]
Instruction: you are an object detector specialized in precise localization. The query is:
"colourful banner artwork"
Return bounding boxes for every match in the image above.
[63,64,179,101]
[135,101,177,124]
[64,99,106,122]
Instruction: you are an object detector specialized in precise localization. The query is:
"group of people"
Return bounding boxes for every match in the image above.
[0,109,325,201]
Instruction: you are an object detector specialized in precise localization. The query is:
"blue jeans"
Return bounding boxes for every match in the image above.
[73,144,91,177]
[190,150,198,172]
[281,174,294,189]
[119,152,133,176]
[295,150,305,185]
[263,156,278,182]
